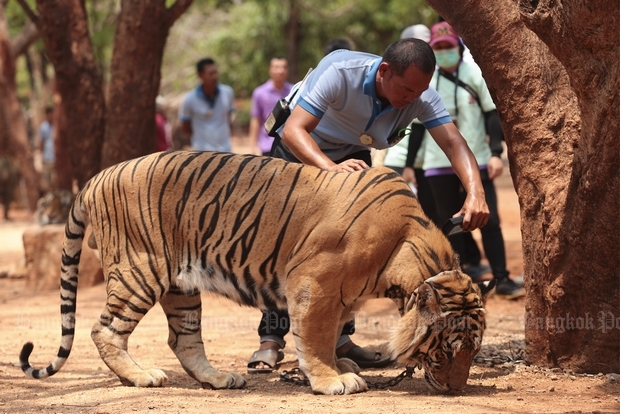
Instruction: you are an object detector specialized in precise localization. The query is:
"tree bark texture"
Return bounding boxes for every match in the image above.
[35,0,106,189]
[101,0,193,169]
[285,0,302,81]
[425,0,619,373]
[0,3,40,212]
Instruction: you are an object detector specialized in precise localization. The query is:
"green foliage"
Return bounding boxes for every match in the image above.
[163,0,436,100]
[86,0,117,82]
[233,97,252,129]
[7,0,437,113]
[5,0,32,38]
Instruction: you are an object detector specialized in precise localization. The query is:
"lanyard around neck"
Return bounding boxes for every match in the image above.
[436,66,460,121]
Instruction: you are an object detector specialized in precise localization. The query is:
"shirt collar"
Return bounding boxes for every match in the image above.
[267,80,291,93]
[195,84,220,101]
[363,58,382,100]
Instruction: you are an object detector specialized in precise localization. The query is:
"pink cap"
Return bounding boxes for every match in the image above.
[429,22,460,47]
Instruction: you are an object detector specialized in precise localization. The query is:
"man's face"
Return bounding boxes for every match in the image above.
[378,63,432,109]
[269,58,288,84]
[198,64,219,88]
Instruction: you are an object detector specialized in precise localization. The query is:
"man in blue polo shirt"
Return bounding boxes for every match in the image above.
[248,39,490,374]
[275,38,488,227]
[179,57,236,152]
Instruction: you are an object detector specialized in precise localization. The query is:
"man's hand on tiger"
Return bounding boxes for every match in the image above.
[327,159,369,173]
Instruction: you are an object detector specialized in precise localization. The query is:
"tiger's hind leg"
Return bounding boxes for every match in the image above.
[159,287,245,389]
[91,274,168,387]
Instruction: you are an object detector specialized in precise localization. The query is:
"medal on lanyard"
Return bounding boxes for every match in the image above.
[359,133,374,146]
[205,109,214,118]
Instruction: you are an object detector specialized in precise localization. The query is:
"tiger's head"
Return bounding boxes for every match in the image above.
[35,189,75,226]
[389,270,493,393]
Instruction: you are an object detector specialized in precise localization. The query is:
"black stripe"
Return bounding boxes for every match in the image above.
[57,346,71,359]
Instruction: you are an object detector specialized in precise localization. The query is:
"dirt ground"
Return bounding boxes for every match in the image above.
[0,146,618,413]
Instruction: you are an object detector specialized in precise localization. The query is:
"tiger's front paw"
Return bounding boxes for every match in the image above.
[200,372,246,390]
[310,373,368,395]
[119,368,168,387]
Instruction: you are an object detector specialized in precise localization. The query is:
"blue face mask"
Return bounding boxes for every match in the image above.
[434,47,461,69]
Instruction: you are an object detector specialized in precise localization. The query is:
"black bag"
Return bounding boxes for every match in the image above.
[263,68,313,138]
[264,98,292,138]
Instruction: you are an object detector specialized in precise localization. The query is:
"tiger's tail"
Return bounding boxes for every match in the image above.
[19,190,88,379]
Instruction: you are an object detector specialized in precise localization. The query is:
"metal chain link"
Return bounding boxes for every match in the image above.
[366,366,416,389]
[280,366,416,390]
[473,342,526,366]
[474,354,526,365]
[279,367,310,386]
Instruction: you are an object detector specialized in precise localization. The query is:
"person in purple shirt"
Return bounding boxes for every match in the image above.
[248,57,293,155]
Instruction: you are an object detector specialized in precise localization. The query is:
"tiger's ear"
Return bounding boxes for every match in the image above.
[405,292,416,313]
[409,283,441,314]
[477,279,497,298]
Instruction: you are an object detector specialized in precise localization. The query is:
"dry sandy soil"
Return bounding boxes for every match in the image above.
[0,149,618,414]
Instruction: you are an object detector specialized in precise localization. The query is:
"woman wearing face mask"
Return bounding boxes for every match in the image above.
[419,21,524,299]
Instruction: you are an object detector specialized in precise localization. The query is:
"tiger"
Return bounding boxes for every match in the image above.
[19,150,493,395]
[35,189,75,225]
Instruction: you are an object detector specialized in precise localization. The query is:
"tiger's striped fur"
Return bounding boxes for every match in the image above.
[19,151,490,395]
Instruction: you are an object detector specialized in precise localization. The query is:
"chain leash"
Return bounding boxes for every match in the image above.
[279,366,416,390]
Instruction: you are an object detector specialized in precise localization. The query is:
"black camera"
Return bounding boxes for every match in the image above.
[442,216,465,236]
[263,68,313,138]
[264,98,291,137]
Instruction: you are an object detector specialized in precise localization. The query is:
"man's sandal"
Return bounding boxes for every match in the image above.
[247,348,285,374]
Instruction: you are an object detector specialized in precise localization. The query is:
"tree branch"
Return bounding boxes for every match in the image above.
[167,0,194,25]
[15,0,39,26]
[10,20,38,57]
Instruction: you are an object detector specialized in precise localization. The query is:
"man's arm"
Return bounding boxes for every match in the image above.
[37,125,44,152]
[402,122,426,186]
[427,122,490,231]
[281,106,368,172]
[484,109,504,180]
[248,116,262,155]
[181,120,192,138]
[228,112,235,134]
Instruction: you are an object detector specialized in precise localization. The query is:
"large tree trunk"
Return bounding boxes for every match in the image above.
[426,0,620,373]
[285,0,302,81]
[101,0,193,169]
[35,0,106,189]
[0,3,40,212]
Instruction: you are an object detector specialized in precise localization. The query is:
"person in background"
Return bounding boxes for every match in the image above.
[38,106,55,192]
[155,95,172,152]
[248,57,293,156]
[323,38,354,55]
[421,21,523,298]
[178,57,236,152]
